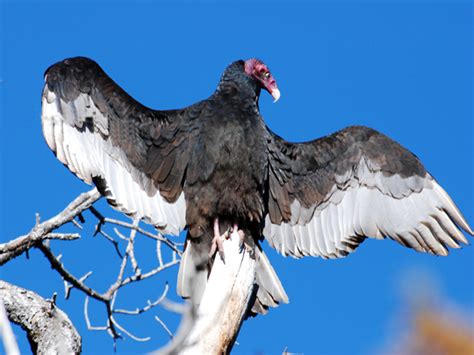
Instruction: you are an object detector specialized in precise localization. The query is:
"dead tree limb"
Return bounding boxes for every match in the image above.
[0,280,81,354]
[2,187,181,349]
[158,231,256,354]
[0,188,101,265]
[183,234,255,353]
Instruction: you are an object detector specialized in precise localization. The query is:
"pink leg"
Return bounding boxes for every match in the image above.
[209,218,230,262]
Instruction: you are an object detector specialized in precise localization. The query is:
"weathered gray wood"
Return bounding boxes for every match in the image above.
[0,280,81,354]
[181,231,256,354]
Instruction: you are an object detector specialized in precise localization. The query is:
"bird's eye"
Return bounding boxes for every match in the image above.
[263,72,270,78]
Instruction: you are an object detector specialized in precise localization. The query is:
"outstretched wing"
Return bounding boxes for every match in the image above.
[42,57,198,235]
[264,125,473,258]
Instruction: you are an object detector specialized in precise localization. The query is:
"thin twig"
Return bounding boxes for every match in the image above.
[102,218,182,255]
[64,271,92,300]
[71,219,83,230]
[155,316,174,339]
[161,299,188,315]
[97,229,123,258]
[110,316,150,342]
[89,206,105,224]
[114,284,169,315]
[84,297,108,332]
[113,228,129,241]
[156,240,163,267]
[116,260,179,290]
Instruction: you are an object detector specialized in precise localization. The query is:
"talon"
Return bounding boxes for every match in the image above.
[210,221,255,261]
[230,224,253,255]
[239,240,253,255]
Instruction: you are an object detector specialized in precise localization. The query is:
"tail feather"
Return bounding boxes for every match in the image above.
[177,240,208,304]
[252,246,289,314]
[177,237,288,316]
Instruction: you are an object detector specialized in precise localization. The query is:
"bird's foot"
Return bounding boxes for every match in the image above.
[230,224,253,256]
[209,218,230,263]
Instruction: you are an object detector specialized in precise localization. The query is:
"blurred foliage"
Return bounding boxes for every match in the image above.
[381,270,474,355]
[409,309,474,355]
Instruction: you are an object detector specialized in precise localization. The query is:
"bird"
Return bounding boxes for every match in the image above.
[41,56,473,315]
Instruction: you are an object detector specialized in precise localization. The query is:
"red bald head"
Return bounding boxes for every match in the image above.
[244,58,280,102]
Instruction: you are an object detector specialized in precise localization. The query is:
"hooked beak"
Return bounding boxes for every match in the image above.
[271,88,281,103]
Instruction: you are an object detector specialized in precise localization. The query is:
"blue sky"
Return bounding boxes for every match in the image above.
[1,1,472,354]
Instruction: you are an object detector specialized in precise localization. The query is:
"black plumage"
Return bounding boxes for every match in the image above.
[41,57,473,315]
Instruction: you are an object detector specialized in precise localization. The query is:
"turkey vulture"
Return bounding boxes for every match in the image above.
[41,57,473,314]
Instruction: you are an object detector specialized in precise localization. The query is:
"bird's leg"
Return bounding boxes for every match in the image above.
[209,218,230,262]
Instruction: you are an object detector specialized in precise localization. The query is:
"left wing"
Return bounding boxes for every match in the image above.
[41,57,198,235]
[264,125,472,258]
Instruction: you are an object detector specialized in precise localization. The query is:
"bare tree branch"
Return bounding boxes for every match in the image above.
[126,219,141,275]
[114,283,169,315]
[2,187,184,350]
[109,259,179,293]
[64,271,92,300]
[101,218,182,255]
[0,280,81,354]
[31,211,181,347]
[83,297,107,332]
[0,188,100,265]
[38,242,108,302]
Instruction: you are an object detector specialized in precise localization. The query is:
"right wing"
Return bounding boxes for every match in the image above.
[264,125,472,258]
[42,57,199,235]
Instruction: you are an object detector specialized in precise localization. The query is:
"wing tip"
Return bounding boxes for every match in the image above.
[464,224,474,237]
[432,182,473,237]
